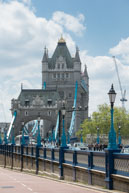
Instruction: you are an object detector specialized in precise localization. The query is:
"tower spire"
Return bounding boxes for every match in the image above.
[58,35,65,44]
[83,64,89,78]
[75,46,81,62]
[42,46,48,62]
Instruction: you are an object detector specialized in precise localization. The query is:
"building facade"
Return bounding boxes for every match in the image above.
[11,37,89,138]
[42,37,89,136]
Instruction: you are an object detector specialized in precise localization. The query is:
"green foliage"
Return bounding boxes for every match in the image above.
[76,104,129,140]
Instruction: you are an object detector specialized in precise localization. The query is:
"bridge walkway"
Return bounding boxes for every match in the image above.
[0,167,120,193]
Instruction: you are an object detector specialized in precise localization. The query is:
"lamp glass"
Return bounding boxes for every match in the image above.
[108,84,116,103]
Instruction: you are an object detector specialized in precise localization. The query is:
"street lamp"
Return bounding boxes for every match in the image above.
[21,122,25,145]
[61,102,67,147]
[97,127,100,144]
[118,125,121,147]
[37,116,41,146]
[108,84,117,149]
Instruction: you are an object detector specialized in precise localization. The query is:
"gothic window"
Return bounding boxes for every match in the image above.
[62,73,64,79]
[25,99,30,106]
[47,99,52,106]
[62,63,64,69]
[57,63,60,69]
[66,73,69,78]
[59,91,64,99]
[53,73,56,79]
[69,93,72,98]
[48,111,51,116]
[25,111,28,116]
[57,73,60,79]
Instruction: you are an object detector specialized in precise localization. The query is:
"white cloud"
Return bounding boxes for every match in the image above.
[22,0,31,5]
[80,50,129,115]
[0,0,85,121]
[52,11,85,36]
[0,0,129,125]
[109,37,129,64]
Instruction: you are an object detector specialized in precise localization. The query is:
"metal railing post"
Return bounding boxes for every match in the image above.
[105,149,120,189]
[73,150,77,181]
[4,145,6,168]
[51,148,54,173]
[36,145,39,174]
[21,145,24,171]
[11,144,14,169]
[59,147,64,180]
[88,152,93,185]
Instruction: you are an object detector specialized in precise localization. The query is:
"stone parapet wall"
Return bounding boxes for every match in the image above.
[1,145,129,192]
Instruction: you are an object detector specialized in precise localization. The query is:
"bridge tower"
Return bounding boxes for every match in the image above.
[42,37,89,136]
[10,37,89,138]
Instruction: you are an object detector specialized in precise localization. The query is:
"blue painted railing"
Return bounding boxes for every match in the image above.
[0,144,129,190]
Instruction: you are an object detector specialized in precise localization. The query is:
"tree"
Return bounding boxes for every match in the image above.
[76,103,129,141]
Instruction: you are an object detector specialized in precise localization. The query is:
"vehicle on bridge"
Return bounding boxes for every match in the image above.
[15,135,29,145]
[122,145,129,153]
[71,142,88,150]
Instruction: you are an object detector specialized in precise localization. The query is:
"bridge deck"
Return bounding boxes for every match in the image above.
[0,167,118,193]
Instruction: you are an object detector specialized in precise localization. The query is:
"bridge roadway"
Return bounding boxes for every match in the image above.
[0,167,120,193]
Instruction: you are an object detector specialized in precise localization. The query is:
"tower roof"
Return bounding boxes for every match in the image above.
[48,38,73,69]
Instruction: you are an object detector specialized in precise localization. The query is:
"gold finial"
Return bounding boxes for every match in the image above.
[58,35,65,43]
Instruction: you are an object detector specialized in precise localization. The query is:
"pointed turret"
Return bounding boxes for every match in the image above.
[84,64,89,78]
[42,46,48,62]
[75,46,81,62]
[58,35,66,44]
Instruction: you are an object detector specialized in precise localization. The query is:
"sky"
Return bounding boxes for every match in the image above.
[0,0,129,122]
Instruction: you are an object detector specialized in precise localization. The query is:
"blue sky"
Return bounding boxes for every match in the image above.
[0,0,129,122]
[31,0,129,55]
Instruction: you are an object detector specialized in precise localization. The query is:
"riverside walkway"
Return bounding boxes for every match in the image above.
[0,167,120,193]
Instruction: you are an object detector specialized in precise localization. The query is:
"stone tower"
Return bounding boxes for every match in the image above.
[10,37,89,139]
[42,37,89,136]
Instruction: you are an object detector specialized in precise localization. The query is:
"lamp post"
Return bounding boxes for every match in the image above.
[80,128,83,143]
[108,84,117,149]
[97,127,100,144]
[37,116,41,146]
[118,125,121,147]
[61,102,67,148]
[11,125,15,145]
[21,122,25,145]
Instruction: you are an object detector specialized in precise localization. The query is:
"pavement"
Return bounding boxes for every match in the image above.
[0,167,123,193]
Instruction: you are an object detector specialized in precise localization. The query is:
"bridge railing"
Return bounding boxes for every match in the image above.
[0,144,129,192]
[113,152,129,177]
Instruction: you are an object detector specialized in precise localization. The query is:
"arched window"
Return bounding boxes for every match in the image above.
[66,73,69,78]
[53,73,56,79]
[62,63,64,69]
[57,63,60,69]
[57,73,60,79]
[62,73,64,79]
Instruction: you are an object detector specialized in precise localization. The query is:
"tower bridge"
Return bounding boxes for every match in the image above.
[10,37,89,139]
